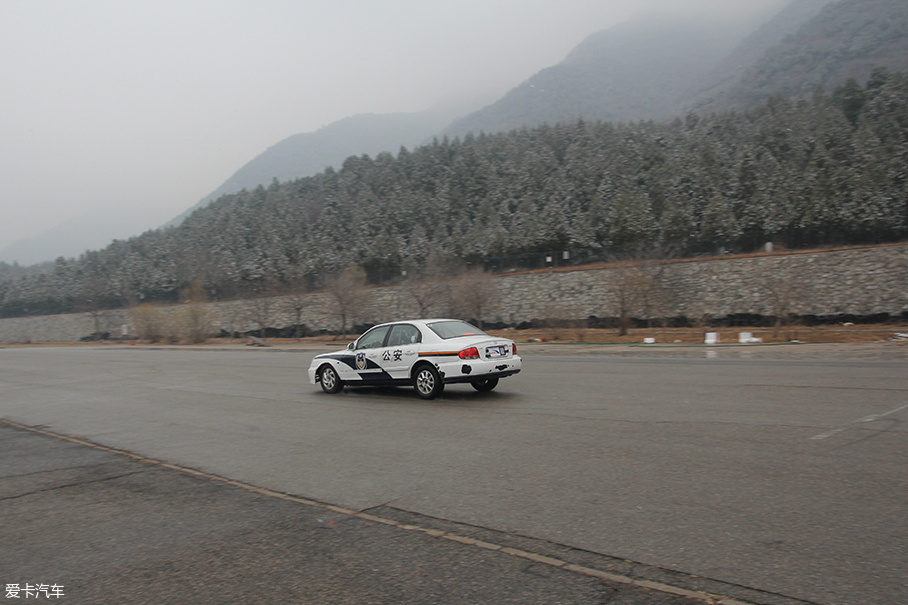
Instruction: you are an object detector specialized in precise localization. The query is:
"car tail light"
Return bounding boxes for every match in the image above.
[459,346,480,360]
[512,343,517,355]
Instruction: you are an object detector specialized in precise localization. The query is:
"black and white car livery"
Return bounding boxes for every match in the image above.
[308,319,521,399]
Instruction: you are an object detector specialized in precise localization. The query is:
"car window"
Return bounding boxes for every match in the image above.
[387,324,421,347]
[427,320,486,339]
[355,326,390,349]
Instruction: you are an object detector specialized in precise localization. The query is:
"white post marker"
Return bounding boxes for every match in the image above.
[738,332,762,343]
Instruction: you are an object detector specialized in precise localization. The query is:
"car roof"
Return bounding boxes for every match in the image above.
[373,319,459,328]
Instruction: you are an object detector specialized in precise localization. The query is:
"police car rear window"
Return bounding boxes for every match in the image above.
[427,321,486,340]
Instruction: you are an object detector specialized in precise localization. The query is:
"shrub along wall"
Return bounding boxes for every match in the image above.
[1,244,905,343]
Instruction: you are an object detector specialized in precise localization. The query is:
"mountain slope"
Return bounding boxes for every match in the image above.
[169,106,461,226]
[685,0,834,109]
[444,17,746,137]
[700,0,908,111]
[0,204,170,265]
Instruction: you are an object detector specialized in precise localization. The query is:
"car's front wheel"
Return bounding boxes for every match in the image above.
[413,364,443,400]
[471,377,499,392]
[319,365,343,394]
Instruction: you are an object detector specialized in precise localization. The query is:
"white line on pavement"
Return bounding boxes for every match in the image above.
[811,403,908,440]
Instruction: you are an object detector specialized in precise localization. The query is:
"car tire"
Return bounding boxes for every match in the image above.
[413,364,443,400]
[319,364,343,394]
[471,377,499,392]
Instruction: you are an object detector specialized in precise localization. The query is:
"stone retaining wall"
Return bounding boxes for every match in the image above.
[2,244,906,343]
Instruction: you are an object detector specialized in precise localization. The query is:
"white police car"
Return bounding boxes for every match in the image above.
[308,319,522,399]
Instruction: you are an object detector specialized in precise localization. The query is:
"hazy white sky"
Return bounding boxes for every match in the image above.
[0,0,787,263]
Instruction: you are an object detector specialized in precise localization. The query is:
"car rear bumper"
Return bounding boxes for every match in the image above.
[437,356,522,384]
[441,368,521,384]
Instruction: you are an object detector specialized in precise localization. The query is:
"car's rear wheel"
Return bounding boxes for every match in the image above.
[319,365,343,394]
[413,364,443,400]
[471,377,499,392]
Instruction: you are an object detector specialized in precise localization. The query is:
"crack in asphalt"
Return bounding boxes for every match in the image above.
[744,384,908,392]
[0,469,148,501]
[0,462,117,480]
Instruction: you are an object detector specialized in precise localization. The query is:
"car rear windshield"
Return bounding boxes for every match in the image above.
[427,320,486,340]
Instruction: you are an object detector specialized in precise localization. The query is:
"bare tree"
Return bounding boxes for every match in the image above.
[450,269,496,328]
[403,276,450,318]
[176,279,211,343]
[281,281,312,341]
[641,260,678,340]
[761,259,808,340]
[574,317,590,343]
[324,265,369,338]
[242,294,277,337]
[542,305,568,341]
[130,303,166,342]
[85,307,111,338]
[77,273,113,338]
[607,259,650,336]
[681,261,720,337]
[401,255,458,318]
[218,301,247,341]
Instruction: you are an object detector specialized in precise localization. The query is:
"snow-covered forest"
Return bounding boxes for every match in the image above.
[1,69,906,318]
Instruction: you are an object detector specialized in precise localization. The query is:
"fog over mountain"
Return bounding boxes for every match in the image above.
[1,0,640,265]
[9,0,905,267]
[686,0,835,108]
[171,1,799,233]
[0,203,177,267]
[446,0,835,136]
[444,17,745,136]
[167,103,469,227]
[698,0,908,111]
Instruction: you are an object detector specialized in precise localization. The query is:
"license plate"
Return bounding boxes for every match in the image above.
[486,345,508,358]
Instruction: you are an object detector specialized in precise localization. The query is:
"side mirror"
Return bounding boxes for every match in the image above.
[347,342,355,350]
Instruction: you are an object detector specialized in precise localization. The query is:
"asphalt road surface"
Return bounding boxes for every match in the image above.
[1,343,906,605]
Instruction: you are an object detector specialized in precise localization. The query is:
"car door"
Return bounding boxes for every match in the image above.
[352,325,392,383]
[379,323,422,379]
